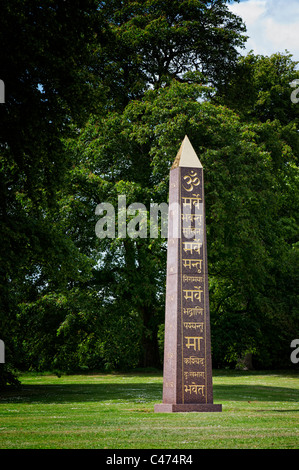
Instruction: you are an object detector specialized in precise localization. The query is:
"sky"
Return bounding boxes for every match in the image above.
[228,0,299,62]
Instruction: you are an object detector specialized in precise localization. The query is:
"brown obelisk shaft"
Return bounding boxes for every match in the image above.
[155,136,222,412]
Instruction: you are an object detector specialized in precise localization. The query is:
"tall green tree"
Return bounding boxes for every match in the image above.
[6,1,297,377]
[97,0,247,108]
[217,51,299,125]
[215,52,299,366]
[59,78,298,369]
[0,0,101,387]
[6,0,248,374]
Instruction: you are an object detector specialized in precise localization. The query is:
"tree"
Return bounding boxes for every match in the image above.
[215,52,299,366]
[7,0,248,373]
[96,0,247,108]
[217,51,299,125]
[4,2,297,378]
[0,0,101,387]
[59,79,298,369]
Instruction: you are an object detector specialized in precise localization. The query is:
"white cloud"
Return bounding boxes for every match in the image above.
[230,0,266,26]
[229,0,299,61]
[263,0,299,24]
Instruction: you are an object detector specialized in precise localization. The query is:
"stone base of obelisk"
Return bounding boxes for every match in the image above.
[154,403,222,413]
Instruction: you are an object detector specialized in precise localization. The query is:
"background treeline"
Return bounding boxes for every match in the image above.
[0,0,298,387]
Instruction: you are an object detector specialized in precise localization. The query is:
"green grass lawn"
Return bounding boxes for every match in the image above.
[0,370,298,449]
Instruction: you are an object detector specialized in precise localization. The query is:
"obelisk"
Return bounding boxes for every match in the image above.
[155,136,222,412]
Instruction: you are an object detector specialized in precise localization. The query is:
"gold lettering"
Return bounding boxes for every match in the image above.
[181,214,203,225]
[184,357,205,366]
[184,383,205,396]
[182,241,202,255]
[194,228,202,237]
[183,307,204,317]
[182,197,192,210]
[185,336,203,351]
[184,371,205,380]
[183,171,200,192]
[182,259,192,269]
[191,260,203,273]
[193,286,203,301]
[182,227,194,238]
[181,213,192,223]
[183,322,204,331]
[182,259,203,273]
[182,196,202,209]
[183,289,194,302]
[190,194,202,209]
[182,227,202,238]
[183,275,203,283]
[183,286,203,302]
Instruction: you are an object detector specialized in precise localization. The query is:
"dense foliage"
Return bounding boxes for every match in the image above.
[0,1,298,386]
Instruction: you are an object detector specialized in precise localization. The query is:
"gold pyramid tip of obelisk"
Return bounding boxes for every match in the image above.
[171,135,203,170]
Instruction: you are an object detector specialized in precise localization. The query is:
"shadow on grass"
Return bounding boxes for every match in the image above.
[0,383,298,405]
[213,384,299,404]
[213,370,299,379]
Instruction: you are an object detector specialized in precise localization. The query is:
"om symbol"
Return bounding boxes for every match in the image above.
[183,171,200,192]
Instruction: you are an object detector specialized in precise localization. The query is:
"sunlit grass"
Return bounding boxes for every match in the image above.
[0,370,298,449]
